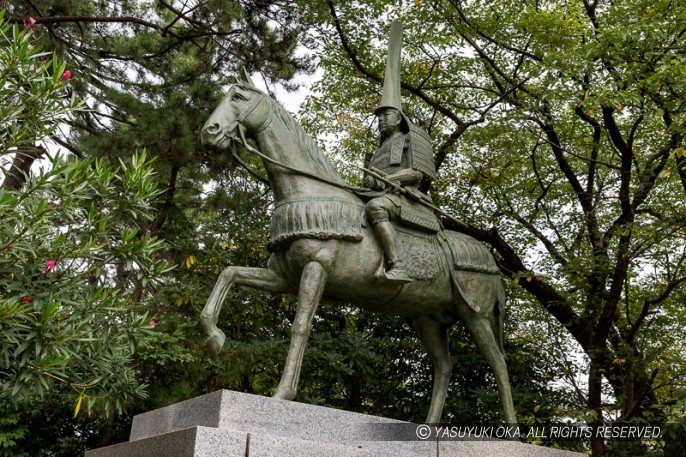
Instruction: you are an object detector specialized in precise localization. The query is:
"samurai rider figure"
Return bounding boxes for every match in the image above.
[362,21,440,283]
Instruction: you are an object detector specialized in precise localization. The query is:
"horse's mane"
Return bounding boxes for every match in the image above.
[240,84,344,184]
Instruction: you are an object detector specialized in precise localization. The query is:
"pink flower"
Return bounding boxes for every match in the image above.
[23,295,32,303]
[5,244,11,250]
[28,17,36,25]
[149,319,157,328]
[62,70,72,80]
[46,260,56,271]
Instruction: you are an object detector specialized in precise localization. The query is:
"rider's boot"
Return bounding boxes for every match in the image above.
[374,221,412,283]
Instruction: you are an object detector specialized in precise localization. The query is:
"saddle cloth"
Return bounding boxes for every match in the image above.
[397,228,501,312]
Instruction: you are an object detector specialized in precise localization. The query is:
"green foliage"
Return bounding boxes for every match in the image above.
[0,387,130,457]
[0,401,25,455]
[0,12,79,152]
[0,1,323,450]
[0,153,171,413]
[1,13,171,454]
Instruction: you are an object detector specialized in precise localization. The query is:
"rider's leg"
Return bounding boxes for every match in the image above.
[365,198,412,283]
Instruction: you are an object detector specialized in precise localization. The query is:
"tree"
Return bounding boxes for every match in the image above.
[2,2,316,452]
[1,0,328,452]
[3,0,315,195]
[298,1,686,455]
[0,14,172,455]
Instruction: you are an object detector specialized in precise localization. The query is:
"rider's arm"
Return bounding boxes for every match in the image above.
[385,168,423,186]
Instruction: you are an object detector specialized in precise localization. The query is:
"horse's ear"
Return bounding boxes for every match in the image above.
[239,67,256,88]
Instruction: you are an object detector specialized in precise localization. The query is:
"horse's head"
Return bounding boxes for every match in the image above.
[201,70,343,188]
[201,83,270,151]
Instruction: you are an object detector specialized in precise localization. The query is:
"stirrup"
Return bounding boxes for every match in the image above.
[384,265,412,283]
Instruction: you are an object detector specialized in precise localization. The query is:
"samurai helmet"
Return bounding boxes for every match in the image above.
[375,20,409,132]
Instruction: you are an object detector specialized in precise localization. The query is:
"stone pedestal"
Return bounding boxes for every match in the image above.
[85,390,583,457]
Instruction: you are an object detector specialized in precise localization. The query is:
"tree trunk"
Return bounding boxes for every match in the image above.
[98,407,117,447]
[2,144,46,190]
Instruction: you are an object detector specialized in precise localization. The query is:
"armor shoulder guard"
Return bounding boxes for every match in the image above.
[407,122,436,179]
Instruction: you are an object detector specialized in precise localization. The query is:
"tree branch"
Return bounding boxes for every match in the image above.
[504,197,568,267]
[442,218,589,346]
[7,13,241,41]
[49,135,84,158]
[326,0,466,126]
[602,106,634,236]
[148,165,179,237]
[532,118,604,252]
[574,104,602,195]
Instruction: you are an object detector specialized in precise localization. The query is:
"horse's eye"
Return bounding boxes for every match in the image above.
[232,92,246,101]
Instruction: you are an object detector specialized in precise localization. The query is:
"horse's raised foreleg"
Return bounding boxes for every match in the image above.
[201,266,287,355]
[461,314,517,425]
[273,260,327,401]
[410,315,452,423]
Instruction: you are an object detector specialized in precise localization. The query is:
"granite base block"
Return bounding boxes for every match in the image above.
[84,426,247,457]
[440,440,584,457]
[129,389,433,457]
[85,425,412,457]
[86,390,585,457]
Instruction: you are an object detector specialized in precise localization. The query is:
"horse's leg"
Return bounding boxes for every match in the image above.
[460,314,517,424]
[273,260,327,400]
[410,315,452,424]
[201,266,286,355]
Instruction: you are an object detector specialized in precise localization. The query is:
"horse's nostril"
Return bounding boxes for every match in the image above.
[205,123,221,135]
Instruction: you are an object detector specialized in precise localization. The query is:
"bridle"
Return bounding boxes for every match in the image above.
[235,89,273,135]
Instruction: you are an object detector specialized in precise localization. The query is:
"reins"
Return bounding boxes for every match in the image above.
[221,91,485,268]
[232,109,367,193]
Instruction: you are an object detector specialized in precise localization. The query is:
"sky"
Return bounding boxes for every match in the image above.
[252,71,320,115]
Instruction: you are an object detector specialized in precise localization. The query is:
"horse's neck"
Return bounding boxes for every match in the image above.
[253,120,349,204]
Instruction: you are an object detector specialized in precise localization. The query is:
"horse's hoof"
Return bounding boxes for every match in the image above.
[273,386,296,401]
[206,328,226,356]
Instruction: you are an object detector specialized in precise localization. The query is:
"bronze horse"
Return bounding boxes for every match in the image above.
[199,79,517,424]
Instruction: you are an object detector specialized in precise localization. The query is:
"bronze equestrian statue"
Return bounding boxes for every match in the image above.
[199,21,517,425]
